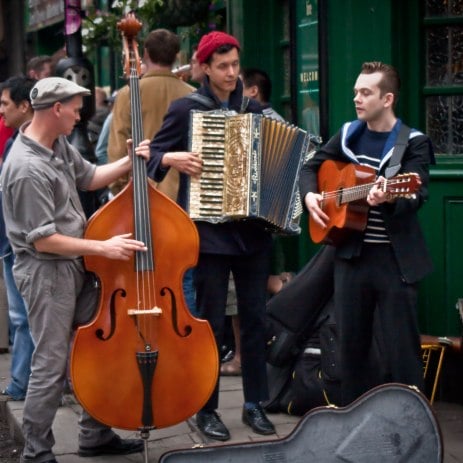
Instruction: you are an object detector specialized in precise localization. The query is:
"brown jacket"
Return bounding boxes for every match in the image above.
[108,70,194,198]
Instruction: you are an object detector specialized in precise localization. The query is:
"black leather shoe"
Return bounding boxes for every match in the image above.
[196,410,231,441]
[78,435,144,457]
[242,404,276,435]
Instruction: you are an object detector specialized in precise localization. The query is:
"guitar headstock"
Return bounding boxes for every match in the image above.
[385,173,421,199]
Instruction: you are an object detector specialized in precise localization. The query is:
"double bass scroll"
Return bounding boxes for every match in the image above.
[70,12,218,431]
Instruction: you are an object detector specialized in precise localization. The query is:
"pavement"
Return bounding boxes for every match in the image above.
[1,351,463,462]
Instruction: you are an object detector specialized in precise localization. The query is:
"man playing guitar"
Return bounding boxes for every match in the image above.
[300,61,435,406]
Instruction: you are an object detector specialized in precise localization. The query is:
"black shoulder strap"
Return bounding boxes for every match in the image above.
[240,96,250,113]
[187,92,250,113]
[186,92,216,109]
[384,123,411,178]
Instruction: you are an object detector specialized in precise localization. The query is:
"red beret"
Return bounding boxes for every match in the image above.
[196,31,240,64]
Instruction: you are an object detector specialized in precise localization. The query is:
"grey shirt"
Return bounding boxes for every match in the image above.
[1,121,96,260]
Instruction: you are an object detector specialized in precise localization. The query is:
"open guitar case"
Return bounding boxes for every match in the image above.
[160,383,443,462]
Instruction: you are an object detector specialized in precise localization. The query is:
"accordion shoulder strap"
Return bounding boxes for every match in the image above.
[186,92,216,109]
[186,92,250,113]
[240,96,250,113]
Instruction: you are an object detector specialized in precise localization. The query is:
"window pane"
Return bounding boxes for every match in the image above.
[427,95,463,154]
[452,0,463,15]
[426,0,448,16]
[426,0,463,15]
[426,26,463,85]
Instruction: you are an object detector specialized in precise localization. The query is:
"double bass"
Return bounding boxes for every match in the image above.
[70,13,218,433]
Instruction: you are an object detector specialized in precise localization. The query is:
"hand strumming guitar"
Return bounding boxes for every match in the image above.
[304,191,329,229]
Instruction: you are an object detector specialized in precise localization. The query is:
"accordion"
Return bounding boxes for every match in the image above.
[187,110,313,234]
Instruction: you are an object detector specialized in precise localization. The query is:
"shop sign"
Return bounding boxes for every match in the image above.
[28,0,65,31]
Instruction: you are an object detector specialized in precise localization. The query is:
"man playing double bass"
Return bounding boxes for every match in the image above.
[1,77,150,463]
[148,31,275,441]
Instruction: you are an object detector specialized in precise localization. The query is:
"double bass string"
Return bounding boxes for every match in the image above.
[128,51,158,350]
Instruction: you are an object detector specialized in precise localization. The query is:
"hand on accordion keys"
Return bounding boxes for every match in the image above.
[161,151,203,178]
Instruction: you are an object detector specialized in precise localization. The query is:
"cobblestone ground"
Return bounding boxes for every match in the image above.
[0,401,21,463]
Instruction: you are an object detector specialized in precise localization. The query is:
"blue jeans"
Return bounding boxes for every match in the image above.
[183,267,198,317]
[3,251,34,400]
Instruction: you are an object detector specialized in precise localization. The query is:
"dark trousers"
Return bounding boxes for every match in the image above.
[334,243,424,406]
[195,249,271,411]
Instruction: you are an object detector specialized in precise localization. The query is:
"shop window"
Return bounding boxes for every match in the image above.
[425,1,463,155]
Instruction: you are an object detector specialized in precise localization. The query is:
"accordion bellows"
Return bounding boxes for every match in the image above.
[188,110,312,234]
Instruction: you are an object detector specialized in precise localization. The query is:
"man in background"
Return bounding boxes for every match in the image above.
[26,55,52,80]
[0,76,36,401]
[241,67,284,121]
[108,28,194,200]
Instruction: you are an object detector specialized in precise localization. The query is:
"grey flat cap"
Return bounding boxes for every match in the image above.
[30,77,91,109]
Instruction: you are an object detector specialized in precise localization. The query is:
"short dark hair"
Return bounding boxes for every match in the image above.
[360,61,400,107]
[1,76,37,105]
[144,29,180,66]
[26,55,52,74]
[204,43,237,65]
[241,68,272,103]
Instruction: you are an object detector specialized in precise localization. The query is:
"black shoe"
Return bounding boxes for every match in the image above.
[78,435,144,457]
[242,404,276,435]
[196,410,231,441]
[21,458,57,463]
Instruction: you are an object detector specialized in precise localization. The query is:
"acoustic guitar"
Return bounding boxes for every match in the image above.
[309,160,421,245]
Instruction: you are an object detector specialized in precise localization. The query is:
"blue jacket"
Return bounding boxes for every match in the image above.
[148,77,272,255]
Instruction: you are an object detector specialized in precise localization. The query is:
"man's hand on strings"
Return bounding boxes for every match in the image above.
[304,192,329,228]
[100,233,147,261]
[367,176,395,206]
[126,139,151,162]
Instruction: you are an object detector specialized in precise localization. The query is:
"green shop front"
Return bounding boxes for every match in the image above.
[24,0,463,395]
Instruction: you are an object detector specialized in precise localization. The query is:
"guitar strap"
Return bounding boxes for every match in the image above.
[384,123,411,178]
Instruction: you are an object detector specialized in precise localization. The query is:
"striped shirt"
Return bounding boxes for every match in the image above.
[352,128,391,244]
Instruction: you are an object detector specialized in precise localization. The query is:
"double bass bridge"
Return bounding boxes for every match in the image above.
[128,307,163,316]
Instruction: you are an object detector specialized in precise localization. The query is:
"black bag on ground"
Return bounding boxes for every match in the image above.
[265,245,335,367]
[264,298,341,415]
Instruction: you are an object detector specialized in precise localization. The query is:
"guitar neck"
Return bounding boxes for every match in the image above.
[337,182,375,204]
